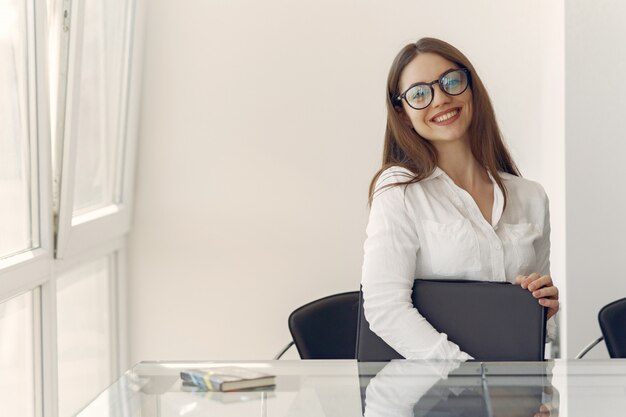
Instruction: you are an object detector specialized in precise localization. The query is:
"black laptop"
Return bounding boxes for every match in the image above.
[356,279,548,361]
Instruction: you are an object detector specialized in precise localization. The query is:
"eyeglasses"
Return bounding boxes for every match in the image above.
[395,68,470,110]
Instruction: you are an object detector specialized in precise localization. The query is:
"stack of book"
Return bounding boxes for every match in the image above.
[180,366,275,392]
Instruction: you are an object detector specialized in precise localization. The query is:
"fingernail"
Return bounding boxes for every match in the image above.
[533,291,540,297]
[539,299,545,305]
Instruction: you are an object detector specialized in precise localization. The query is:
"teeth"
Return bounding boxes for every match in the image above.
[433,109,459,123]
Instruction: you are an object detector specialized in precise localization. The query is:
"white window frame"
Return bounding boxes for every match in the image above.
[0,2,54,416]
[52,237,127,415]
[0,0,142,415]
[54,0,139,261]
[0,0,54,298]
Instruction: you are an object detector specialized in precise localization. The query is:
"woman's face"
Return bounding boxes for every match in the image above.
[397,53,473,146]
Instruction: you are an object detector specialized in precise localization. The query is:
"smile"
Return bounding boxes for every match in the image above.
[431,108,460,123]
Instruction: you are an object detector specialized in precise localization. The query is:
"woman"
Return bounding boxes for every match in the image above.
[361,38,559,360]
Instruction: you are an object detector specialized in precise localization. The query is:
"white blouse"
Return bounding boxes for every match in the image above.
[361,166,555,360]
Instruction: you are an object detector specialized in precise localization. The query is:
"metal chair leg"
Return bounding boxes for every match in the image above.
[274,341,295,360]
[576,336,604,359]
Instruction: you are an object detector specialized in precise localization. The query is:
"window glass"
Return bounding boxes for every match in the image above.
[0,0,35,258]
[57,256,114,416]
[0,291,36,417]
[72,0,129,216]
[47,0,63,156]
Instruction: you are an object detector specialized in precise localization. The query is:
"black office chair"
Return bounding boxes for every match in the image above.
[599,297,626,358]
[275,291,359,359]
[576,297,626,358]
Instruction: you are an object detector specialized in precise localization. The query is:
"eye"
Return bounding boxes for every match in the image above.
[441,70,467,94]
[409,86,428,101]
[442,77,460,88]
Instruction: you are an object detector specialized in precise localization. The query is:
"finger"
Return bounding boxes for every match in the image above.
[535,405,552,417]
[532,286,559,299]
[535,408,551,417]
[539,298,559,309]
[528,275,554,291]
[514,275,527,285]
[547,305,560,320]
[522,272,541,289]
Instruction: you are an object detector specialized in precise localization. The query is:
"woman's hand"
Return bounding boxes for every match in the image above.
[514,273,559,320]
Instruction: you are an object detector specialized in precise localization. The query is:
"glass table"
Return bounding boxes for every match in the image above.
[76,359,626,417]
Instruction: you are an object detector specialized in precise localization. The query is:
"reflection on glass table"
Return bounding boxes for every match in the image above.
[76,360,626,417]
[361,361,557,417]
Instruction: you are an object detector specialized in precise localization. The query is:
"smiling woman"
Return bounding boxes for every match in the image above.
[361,38,559,360]
[396,57,473,147]
[126,0,570,363]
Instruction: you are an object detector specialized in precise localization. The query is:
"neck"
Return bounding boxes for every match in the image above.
[433,139,489,190]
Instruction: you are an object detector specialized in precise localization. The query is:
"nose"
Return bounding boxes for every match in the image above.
[430,84,451,108]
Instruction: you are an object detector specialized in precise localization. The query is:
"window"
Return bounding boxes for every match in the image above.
[55,0,137,259]
[0,291,37,417]
[72,0,129,217]
[0,0,38,259]
[0,0,141,416]
[56,256,115,417]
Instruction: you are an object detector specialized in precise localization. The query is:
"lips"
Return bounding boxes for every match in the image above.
[430,107,461,123]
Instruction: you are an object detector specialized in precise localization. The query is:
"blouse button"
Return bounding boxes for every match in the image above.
[494,243,502,250]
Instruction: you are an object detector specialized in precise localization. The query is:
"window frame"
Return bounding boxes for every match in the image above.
[0,2,54,417]
[0,0,141,415]
[53,237,126,415]
[0,0,54,301]
[54,0,138,260]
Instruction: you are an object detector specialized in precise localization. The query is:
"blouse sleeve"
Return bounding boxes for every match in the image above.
[361,169,472,360]
[534,185,557,342]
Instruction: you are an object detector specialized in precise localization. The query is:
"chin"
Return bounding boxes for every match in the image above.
[425,131,467,143]
[430,127,470,143]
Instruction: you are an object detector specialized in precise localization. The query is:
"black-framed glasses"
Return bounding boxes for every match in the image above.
[395,68,471,110]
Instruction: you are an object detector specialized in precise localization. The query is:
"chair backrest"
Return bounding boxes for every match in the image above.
[288,291,360,359]
[599,297,626,358]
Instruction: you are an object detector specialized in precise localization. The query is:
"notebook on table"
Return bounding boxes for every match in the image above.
[356,279,547,361]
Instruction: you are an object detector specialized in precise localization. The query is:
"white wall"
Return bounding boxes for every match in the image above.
[565,0,626,358]
[128,0,565,362]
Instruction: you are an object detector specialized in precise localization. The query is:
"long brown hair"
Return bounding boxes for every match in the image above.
[368,37,520,206]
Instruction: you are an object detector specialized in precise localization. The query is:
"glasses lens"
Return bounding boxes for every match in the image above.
[440,70,468,95]
[405,85,432,109]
